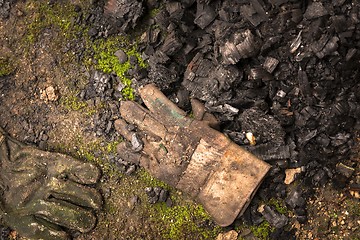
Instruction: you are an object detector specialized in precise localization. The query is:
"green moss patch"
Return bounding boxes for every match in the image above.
[91,37,147,100]
[60,94,88,111]
[24,1,81,44]
[268,198,288,215]
[250,220,274,239]
[151,202,222,239]
[0,57,15,77]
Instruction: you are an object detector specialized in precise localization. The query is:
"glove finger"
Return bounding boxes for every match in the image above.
[29,199,97,233]
[190,98,206,120]
[13,148,101,185]
[45,177,102,210]
[114,118,133,142]
[50,152,101,184]
[120,101,167,139]
[0,129,26,163]
[66,161,101,185]
[116,141,142,165]
[190,99,220,130]
[3,215,69,240]
[139,84,192,127]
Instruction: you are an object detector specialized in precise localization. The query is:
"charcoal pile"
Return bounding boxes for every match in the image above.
[104,0,359,235]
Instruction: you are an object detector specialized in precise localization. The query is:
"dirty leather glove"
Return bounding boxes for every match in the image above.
[115,84,271,227]
[0,128,102,240]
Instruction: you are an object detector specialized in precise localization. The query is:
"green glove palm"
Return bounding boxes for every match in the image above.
[0,128,102,240]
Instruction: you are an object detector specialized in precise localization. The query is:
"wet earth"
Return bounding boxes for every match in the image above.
[0,0,359,239]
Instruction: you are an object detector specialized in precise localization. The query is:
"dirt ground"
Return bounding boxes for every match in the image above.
[0,0,359,239]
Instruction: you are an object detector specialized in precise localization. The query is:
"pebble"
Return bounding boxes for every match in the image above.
[284,167,302,184]
[40,86,59,102]
[216,230,238,240]
[115,49,128,64]
[88,27,98,37]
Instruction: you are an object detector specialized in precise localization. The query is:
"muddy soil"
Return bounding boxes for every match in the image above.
[0,0,359,239]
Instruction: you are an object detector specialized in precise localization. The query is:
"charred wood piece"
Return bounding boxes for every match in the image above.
[220,29,260,64]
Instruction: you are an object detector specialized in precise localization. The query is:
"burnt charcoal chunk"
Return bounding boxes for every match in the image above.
[219,0,242,23]
[194,2,216,29]
[316,133,330,147]
[220,29,260,64]
[145,187,158,204]
[243,205,264,226]
[154,9,170,30]
[336,163,355,178]
[304,2,328,20]
[183,53,241,103]
[0,225,11,240]
[332,0,346,6]
[248,143,291,161]
[345,48,357,61]
[260,205,288,228]
[330,132,351,147]
[160,32,183,56]
[180,0,196,8]
[213,65,242,91]
[148,64,180,91]
[224,130,247,145]
[240,4,267,27]
[239,108,285,145]
[104,0,143,31]
[248,67,273,81]
[331,15,347,33]
[261,36,282,54]
[286,189,306,209]
[184,53,214,81]
[149,50,170,65]
[315,36,339,59]
[166,1,184,21]
[297,68,312,105]
[263,57,279,74]
[158,189,169,202]
[311,168,327,186]
[206,103,239,121]
[298,129,318,147]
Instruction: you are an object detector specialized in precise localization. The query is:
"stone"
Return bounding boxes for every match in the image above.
[216,230,238,240]
[114,49,128,64]
[284,168,302,184]
[40,86,59,102]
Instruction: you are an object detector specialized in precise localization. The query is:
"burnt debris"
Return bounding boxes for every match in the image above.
[108,0,359,230]
[0,0,357,236]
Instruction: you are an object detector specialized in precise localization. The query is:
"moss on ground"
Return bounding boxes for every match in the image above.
[60,94,88,111]
[91,36,147,100]
[22,0,146,101]
[151,202,222,239]
[268,198,288,215]
[0,57,15,77]
[345,198,360,216]
[250,220,274,239]
[24,1,81,44]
